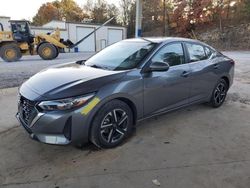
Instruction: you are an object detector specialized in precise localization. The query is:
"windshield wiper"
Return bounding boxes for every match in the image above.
[88,64,111,70]
[89,64,103,69]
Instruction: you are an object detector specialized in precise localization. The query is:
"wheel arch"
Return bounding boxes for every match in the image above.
[90,95,138,127]
[221,76,230,88]
[115,97,137,125]
[85,96,138,148]
[83,95,138,144]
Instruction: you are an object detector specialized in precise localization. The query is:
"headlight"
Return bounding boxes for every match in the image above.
[38,93,95,111]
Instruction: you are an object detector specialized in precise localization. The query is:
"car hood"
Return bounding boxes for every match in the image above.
[20,62,127,101]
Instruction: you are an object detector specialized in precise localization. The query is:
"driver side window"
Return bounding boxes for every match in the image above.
[151,43,185,67]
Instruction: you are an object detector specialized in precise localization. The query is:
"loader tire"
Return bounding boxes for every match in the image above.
[55,47,59,58]
[0,43,22,62]
[38,43,58,60]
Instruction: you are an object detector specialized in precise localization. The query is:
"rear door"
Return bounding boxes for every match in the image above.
[143,42,191,116]
[184,42,218,102]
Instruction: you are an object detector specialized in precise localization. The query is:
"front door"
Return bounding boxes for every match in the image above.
[143,42,191,117]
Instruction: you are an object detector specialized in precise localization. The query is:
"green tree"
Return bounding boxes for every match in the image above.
[244,0,250,18]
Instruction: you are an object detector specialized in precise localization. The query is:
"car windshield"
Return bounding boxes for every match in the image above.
[85,41,156,71]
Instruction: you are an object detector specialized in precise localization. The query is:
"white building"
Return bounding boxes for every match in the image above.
[0,16,11,31]
[0,17,127,52]
[33,20,127,52]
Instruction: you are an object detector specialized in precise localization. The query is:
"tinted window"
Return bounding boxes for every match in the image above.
[152,43,185,66]
[186,43,207,62]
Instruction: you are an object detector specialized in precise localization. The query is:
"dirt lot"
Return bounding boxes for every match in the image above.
[0,52,250,188]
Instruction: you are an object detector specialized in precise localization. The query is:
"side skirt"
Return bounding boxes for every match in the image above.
[137,98,207,123]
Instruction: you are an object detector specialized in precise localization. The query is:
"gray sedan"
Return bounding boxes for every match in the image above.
[16,37,235,148]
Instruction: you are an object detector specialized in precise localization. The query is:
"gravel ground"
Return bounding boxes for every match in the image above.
[0,52,94,89]
[0,51,250,188]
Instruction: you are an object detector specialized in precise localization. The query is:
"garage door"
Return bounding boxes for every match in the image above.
[76,27,95,52]
[108,29,123,45]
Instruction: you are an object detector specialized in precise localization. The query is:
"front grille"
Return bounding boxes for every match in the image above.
[19,96,38,126]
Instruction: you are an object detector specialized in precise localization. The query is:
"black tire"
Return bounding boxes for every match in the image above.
[55,47,59,58]
[210,79,228,108]
[37,43,58,60]
[90,100,134,148]
[0,43,21,62]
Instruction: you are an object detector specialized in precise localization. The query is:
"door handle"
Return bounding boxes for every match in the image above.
[181,71,189,77]
[214,63,219,69]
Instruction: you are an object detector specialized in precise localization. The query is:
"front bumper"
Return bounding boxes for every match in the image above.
[16,112,71,145]
[16,104,92,145]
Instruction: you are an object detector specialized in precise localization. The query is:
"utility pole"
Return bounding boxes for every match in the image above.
[163,0,169,36]
[135,0,142,37]
[163,0,166,35]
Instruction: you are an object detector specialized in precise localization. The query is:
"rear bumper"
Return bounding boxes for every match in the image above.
[229,65,234,87]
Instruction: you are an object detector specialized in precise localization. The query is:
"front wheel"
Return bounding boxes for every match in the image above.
[37,43,58,60]
[210,79,228,108]
[90,100,134,148]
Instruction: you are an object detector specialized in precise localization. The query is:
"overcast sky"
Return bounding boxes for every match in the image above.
[0,0,119,20]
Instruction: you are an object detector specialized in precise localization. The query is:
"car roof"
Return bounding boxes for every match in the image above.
[123,37,204,45]
[122,37,215,50]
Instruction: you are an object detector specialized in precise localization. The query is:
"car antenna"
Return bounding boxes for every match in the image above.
[140,37,156,44]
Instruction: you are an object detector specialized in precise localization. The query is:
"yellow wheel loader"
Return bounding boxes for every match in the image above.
[0,18,114,62]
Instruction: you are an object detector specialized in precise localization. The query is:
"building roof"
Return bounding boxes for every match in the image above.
[43,20,125,29]
[0,16,10,19]
[9,20,30,23]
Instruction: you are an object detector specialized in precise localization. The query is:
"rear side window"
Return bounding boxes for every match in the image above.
[186,43,207,62]
[151,43,185,67]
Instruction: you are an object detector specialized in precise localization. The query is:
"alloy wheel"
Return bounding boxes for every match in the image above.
[100,109,128,144]
[214,82,227,105]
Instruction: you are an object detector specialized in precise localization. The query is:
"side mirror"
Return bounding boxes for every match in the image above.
[149,61,170,72]
[75,60,86,65]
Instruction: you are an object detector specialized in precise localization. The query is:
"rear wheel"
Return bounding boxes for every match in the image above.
[0,43,22,62]
[37,43,58,60]
[210,79,228,108]
[90,100,134,148]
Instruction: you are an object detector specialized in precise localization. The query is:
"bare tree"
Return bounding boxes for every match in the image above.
[120,0,135,26]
